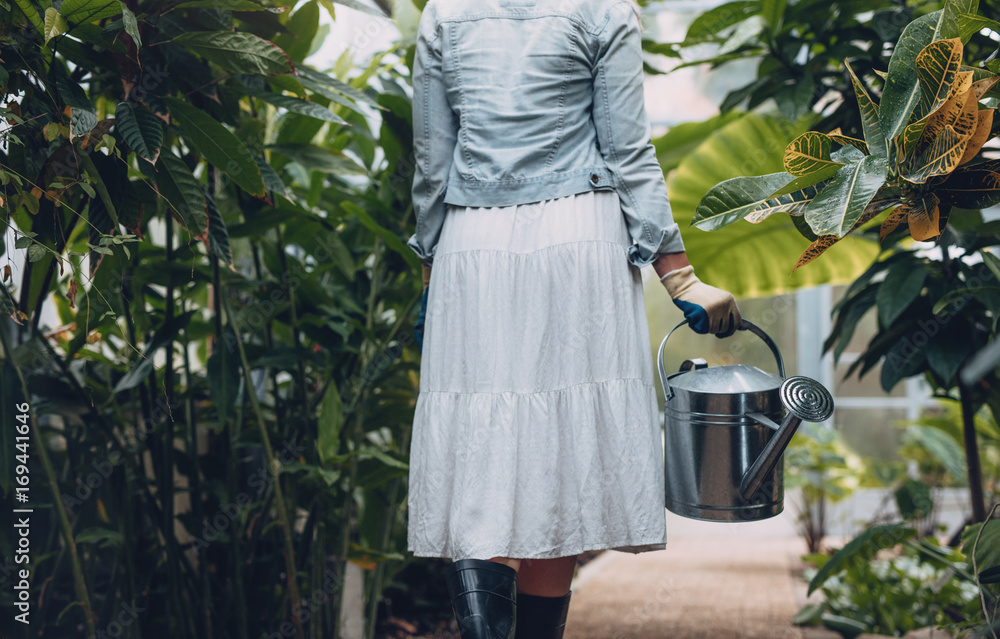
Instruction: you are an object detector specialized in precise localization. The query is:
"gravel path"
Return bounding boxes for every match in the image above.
[563,509,817,639]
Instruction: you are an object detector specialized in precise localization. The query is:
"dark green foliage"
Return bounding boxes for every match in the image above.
[0,1,425,637]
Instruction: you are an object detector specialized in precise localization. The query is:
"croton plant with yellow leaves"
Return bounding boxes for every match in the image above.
[693,30,1000,270]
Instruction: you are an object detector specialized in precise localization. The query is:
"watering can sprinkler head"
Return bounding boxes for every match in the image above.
[738,376,835,501]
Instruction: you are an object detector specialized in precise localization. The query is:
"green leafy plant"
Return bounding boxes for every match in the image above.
[797,523,982,638]
[785,422,866,553]
[0,1,428,637]
[679,0,1000,527]
[690,13,1000,269]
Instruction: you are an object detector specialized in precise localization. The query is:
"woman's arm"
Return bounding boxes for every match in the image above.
[407,5,459,268]
[651,252,690,279]
[590,1,684,269]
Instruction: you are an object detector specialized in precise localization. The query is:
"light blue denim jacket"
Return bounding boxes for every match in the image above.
[406,0,685,269]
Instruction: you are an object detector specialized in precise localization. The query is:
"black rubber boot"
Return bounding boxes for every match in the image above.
[513,591,572,639]
[445,558,517,639]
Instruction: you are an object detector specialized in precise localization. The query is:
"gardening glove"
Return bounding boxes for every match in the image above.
[414,263,431,352]
[660,265,741,338]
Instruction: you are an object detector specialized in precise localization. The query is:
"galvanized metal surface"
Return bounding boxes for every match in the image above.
[656,320,834,523]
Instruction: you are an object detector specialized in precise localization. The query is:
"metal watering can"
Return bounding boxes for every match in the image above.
[656,319,835,522]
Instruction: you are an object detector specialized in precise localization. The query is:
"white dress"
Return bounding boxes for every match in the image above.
[407,188,667,560]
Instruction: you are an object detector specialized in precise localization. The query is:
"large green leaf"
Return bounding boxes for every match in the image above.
[13,0,44,33]
[682,1,759,43]
[152,153,208,238]
[845,61,887,157]
[877,261,926,327]
[784,132,843,176]
[44,8,68,44]
[204,190,232,265]
[60,0,120,23]
[173,31,292,76]
[268,143,367,175]
[164,97,265,197]
[653,111,743,174]
[808,524,917,595]
[961,518,1000,577]
[296,66,381,109]
[114,101,162,162]
[120,4,141,47]
[804,156,889,237]
[902,425,967,482]
[879,6,965,143]
[692,171,796,231]
[664,113,879,298]
[761,0,787,33]
[276,0,319,62]
[957,12,1000,42]
[245,90,346,124]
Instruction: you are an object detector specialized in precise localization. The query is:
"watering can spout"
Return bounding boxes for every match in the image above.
[739,376,835,501]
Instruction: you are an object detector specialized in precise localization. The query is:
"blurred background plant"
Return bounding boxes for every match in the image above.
[784,422,867,553]
[0,0,432,637]
[669,0,1000,635]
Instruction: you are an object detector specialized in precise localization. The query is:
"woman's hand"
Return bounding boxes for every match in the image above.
[654,252,741,338]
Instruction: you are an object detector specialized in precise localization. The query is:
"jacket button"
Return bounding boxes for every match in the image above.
[590,173,600,184]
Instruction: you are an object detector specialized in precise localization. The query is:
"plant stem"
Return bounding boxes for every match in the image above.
[959,378,987,523]
[0,325,96,636]
[220,291,306,639]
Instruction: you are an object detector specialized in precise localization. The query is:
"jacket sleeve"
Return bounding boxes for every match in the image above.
[407,8,458,268]
[591,1,684,268]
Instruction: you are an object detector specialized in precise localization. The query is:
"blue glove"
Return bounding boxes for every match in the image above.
[660,265,741,337]
[414,285,429,352]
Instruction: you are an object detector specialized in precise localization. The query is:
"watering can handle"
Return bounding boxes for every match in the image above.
[656,319,786,401]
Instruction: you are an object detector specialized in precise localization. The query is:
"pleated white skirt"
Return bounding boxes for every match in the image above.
[407,189,667,560]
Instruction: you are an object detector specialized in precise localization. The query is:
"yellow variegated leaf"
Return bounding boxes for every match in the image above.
[915,81,979,155]
[879,207,908,241]
[746,182,828,223]
[900,69,973,160]
[959,109,995,165]
[827,127,868,154]
[948,69,975,101]
[969,76,1000,100]
[905,192,942,241]
[874,69,888,81]
[794,196,895,270]
[914,37,964,121]
[846,60,887,157]
[795,235,839,271]
[784,132,843,177]
[903,124,968,184]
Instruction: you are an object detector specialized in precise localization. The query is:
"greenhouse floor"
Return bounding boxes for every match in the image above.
[563,508,841,639]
